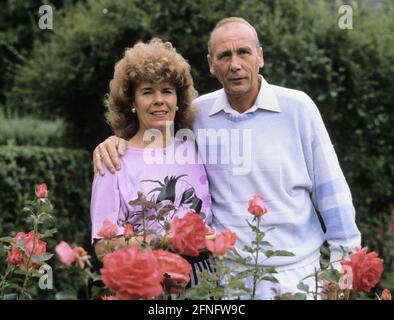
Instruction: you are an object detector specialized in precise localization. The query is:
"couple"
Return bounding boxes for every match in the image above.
[91,17,361,299]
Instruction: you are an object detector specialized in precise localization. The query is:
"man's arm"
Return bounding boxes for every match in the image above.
[304,93,361,267]
[93,136,128,175]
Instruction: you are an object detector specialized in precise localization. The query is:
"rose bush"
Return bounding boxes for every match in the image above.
[1,187,392,300]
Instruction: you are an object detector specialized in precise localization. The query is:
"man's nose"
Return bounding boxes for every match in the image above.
[230,55,242,72]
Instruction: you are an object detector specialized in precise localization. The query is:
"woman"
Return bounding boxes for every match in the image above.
[90,39,214,287]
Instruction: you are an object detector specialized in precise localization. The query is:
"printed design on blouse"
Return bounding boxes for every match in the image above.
[118,175,205,234]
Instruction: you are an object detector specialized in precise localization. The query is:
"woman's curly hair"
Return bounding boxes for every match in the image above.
[104,38,197,139]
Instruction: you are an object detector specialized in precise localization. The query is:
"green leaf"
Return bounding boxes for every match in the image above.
[55,291,78,300]
[259,241,272,247]
[243,246,257,254]
[292,293,307,300]
[272,250,295,257]
[265,250,274,258]
[265,250,295,258]
[246,220,260,233]
[39,228,57,239]
[30,253,54,263]
[17,239,26,253]
[236,270,254,279]
[259,276,279,283]
[320,268,340,283]
[297,282,310,293]
[0,236,13,243]
[261,267,278,274]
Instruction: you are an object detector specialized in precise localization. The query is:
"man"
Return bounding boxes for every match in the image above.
[93,17,361,299]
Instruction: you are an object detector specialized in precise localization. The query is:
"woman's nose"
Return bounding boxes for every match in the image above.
[153,92,164,105]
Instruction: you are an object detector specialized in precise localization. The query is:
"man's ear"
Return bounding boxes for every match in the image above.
[207,54,215,75]
[258,47,264,68]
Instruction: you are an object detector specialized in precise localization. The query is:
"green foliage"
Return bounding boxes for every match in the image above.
[0,146,92,244]
[0,114,67,147]
[0,146,93,298]
[4,0,152,149]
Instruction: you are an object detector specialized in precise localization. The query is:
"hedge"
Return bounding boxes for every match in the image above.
[0,146,92,244]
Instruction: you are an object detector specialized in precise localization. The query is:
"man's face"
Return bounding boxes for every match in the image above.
[208,23,264,101]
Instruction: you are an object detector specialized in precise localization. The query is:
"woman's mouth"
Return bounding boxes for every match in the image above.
[150,111,168,116]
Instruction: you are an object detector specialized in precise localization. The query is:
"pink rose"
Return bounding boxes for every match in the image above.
[340,247,384,293]
[248,194,268,217]
[55,241,77,266]
[206,229,237,256]
[36,183,48,199]
[170,212,208,257]
[101,247,163,300]
[382,289,391,300]
[98,219,119,239]
[153,249,191,294]
[55,241,91,269]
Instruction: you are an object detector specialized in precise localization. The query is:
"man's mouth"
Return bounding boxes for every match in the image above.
[228,77,246,82]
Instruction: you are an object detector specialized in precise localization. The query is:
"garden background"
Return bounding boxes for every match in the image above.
[0,0,393,299]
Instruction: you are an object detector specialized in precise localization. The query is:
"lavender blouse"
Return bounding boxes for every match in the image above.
[90,139,212,242]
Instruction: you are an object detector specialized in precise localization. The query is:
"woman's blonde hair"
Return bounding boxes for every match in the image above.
[104,38,197,139]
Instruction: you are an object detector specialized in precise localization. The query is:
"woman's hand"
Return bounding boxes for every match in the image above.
[93,136,128,176]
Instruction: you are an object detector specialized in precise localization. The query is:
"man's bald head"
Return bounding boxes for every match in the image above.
[208,17,261,54]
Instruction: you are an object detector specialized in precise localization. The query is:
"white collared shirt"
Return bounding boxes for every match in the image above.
[208,75,280,116]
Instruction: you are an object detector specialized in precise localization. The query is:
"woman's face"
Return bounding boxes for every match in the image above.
[133,81,177,134]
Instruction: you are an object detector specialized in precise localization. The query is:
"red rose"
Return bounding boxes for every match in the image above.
[101,247,163,300]
[248,194,268,217]
[206,229,237,256]
[124,223,133,240]
[98,219,119,239]
[382,289,391,300]
[170,212,208,257]
[154,249,191,294]
[7,246,25,266]
[36,183,48,199]
[24,231,47,257]
[340,247,384,293]
[7,231,47,271]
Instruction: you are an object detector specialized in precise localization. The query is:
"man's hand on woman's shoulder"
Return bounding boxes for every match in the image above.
[93,136,128,176]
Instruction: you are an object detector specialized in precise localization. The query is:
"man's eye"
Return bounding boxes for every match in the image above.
[218,52,231,60]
